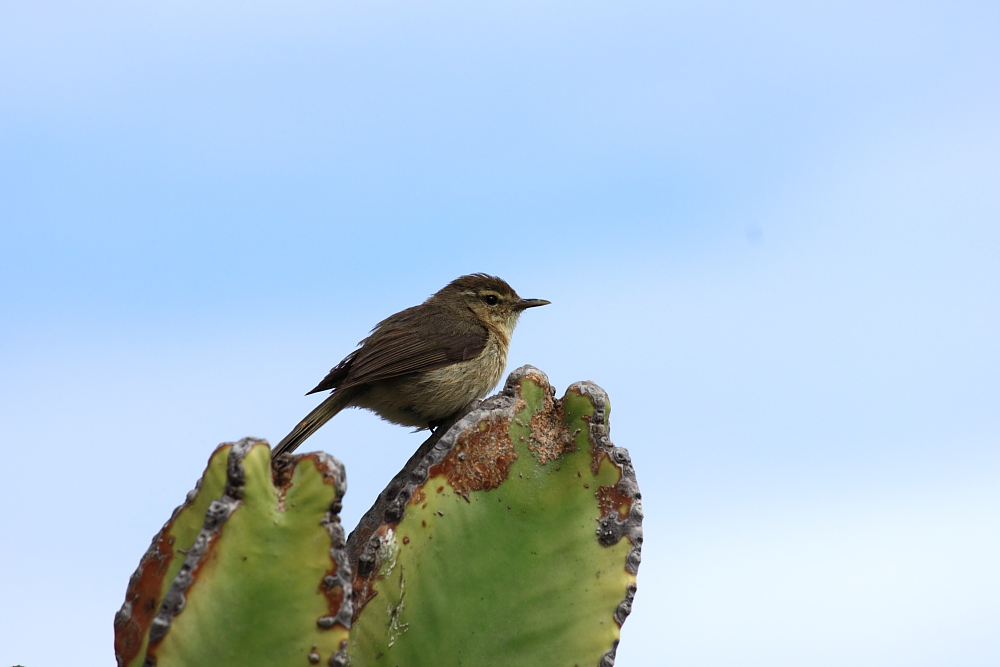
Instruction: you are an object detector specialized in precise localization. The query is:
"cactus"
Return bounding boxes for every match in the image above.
[116,366,641,666]
[114,439,351,667]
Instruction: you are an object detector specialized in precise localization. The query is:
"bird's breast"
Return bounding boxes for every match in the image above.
[419,333,507,405]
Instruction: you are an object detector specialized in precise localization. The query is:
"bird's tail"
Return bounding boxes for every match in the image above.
[272,391,350,459]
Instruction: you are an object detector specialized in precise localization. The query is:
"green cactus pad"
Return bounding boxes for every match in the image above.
[114,438,352,667]
[346,366,642,667]
[114,446,231,665]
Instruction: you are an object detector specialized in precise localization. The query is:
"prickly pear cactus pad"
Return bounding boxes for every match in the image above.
[346,366,642,667]
[114,438,352,667]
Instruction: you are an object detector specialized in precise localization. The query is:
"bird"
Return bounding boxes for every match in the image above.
[272,273,549,458]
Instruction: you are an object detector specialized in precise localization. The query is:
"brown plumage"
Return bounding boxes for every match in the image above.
[272,274,549,458]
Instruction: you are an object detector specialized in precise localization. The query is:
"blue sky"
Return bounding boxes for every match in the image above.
[2,1,999,665]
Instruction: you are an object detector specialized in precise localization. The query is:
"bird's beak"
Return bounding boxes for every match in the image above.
[514,298,551,310]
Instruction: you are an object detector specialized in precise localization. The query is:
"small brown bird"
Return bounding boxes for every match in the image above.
[272,274,549,458]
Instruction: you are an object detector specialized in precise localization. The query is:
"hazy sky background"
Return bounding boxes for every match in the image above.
[2,1,998,665]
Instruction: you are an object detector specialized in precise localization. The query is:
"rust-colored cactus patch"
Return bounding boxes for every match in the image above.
[429,414,519,499]
[113,528,177,666]
[351,524,393,617]
[271,454,296,492]
[596,465,630,523]
[319,562,347,619]
[408,487,426,507]
[527,394,575,465]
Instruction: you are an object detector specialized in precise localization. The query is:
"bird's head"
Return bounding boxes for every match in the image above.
[429,273,550,339]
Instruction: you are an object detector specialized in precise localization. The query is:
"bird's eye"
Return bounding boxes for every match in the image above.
[483,294,499,306]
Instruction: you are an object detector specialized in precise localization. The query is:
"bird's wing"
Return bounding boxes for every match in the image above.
[307,312,488,394]
[340,327,487,388]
